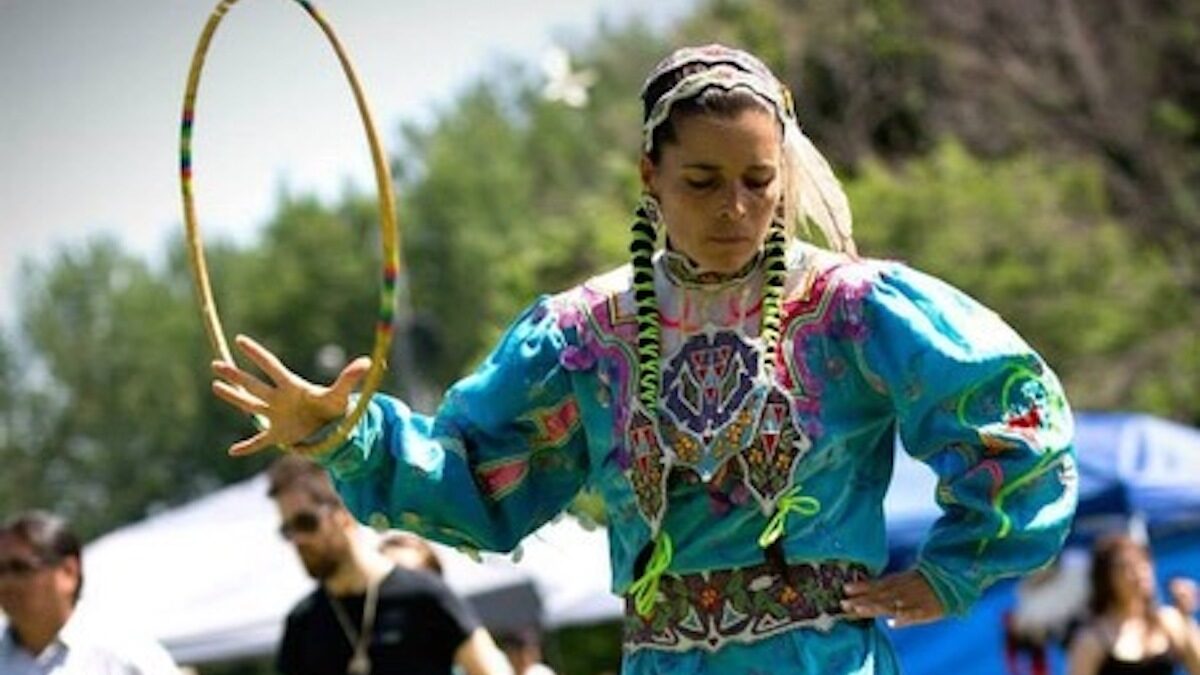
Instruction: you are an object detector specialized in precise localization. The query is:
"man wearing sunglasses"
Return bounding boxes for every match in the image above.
[0,510,179,674]
[269,456,512,675]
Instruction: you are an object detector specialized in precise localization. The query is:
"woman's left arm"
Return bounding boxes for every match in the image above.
[1164,589,1200,675]
[850,264,1078,619]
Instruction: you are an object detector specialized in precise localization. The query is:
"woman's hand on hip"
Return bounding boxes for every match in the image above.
[842,568,946,628]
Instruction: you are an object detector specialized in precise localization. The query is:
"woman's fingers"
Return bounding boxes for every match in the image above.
[234,334,294,386]
[212,338,370,456]
[212,360,274,402]
[841,570,944,627]
[211,381,280,454]
[889,605,936,628]
[229,429,273,457]
[212,379,269,416]
[1169,577,1198,614]
[842,576,901,614]
[329,357,372,397]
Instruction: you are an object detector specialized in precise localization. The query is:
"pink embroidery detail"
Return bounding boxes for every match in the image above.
[477,459,529,500]
[529,399,581,449]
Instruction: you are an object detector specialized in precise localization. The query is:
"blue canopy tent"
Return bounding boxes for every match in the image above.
[881,411,1200,675]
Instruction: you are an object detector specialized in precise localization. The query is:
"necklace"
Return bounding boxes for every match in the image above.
[661,247,764,289]
[328,579,380,675]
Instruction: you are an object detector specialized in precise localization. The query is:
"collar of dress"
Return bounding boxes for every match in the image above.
[660,247,764,290]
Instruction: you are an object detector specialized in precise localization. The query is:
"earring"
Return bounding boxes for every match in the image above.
[637,193,663,232]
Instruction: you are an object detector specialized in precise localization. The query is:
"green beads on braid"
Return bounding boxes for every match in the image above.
[629,203,790,408]
[758,220,789,373]
[624,205,791,619]
[630,196,663,410]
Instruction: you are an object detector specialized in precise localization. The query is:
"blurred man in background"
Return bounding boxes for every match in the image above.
[269,456,511,675]
[0,510,179,674]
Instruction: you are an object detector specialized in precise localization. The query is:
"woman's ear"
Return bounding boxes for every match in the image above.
[639,154,656,195]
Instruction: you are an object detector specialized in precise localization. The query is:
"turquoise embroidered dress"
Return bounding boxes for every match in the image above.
[319,243,1077,674]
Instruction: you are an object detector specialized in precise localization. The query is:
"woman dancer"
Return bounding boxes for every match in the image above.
[213,44,1078,673]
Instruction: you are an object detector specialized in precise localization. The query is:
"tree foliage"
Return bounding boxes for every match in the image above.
[8,240,225,536]
[850,142,1198,419]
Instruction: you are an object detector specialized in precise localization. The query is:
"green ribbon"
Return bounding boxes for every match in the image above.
[758,485,821,548]
[628,532,674,617]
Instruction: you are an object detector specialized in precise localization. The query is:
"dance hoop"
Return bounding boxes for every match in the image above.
[180,0,400,455]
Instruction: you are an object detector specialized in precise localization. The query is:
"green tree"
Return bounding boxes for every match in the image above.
[1,191,393,537]
[217,192,381,386]
[849,141,1198,420]
[10,239,220,536]
[396,43,658,386]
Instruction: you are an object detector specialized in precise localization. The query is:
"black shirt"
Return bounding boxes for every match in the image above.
[277,567,480,675]
[1098,651,1177,675]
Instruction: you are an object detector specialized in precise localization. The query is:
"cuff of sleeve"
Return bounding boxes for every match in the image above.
[916,557,982,617]
[297,415,346,449]
[312,395,374,478]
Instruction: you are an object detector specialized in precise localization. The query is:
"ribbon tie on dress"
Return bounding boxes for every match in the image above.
[628,532,674,617]
[758,485,821,548]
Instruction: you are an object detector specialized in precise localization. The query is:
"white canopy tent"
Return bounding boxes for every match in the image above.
[81,474,620,665]
[73,448,938,665]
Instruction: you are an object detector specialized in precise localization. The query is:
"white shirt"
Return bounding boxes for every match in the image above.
[0,610,180,675]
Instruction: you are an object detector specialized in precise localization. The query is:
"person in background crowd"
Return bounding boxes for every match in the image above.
[379,530,444,577]
[1067,533,1200,675]
[269,456,511,675]
[0,510,180,674]
[494,628,557,675]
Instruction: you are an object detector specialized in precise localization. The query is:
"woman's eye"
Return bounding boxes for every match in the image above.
[745,176,774,191]
[686,178,716,190]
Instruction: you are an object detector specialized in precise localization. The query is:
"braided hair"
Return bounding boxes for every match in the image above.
[632,58,792,407]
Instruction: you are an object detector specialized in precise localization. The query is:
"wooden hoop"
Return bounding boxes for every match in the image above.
[180,0,400,455]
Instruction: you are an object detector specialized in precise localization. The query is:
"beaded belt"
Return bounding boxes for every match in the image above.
[623,559,870,653]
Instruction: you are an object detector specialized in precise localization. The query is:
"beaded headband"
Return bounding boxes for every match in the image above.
[640,44,795,153]
[640,43,779,96]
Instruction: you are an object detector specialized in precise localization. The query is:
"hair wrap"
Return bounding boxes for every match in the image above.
[640,43,855,254]
[642,64,794,153]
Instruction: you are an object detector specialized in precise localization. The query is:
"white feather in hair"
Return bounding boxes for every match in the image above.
[784,125,856,255]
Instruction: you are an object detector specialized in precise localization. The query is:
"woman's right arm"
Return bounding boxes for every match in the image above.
[212,296,591,553]
[315,296,592,553]
[1066,626,1106,675]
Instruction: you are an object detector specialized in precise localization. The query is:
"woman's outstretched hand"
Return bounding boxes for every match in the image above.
[841,568,946,628]
[211,334,371,457]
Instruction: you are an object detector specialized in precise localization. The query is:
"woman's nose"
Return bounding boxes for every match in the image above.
[719,184,749,221]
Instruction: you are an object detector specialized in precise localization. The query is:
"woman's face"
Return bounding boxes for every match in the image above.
[642,107,783,274]
[1109,545,1156,603]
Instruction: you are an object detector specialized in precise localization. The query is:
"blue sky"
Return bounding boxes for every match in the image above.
[0,0,693,325]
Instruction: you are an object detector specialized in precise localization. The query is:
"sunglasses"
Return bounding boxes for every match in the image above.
[0,557,49,578]
[278,509,327,540]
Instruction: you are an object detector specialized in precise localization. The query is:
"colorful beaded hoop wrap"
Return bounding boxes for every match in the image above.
[180,0,400,455]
